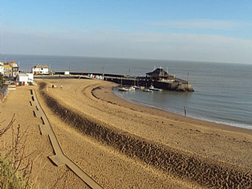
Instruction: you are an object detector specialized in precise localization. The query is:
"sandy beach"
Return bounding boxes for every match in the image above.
[1,78,252,188]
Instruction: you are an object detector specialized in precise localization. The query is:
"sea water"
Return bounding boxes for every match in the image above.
[2,54,252,130]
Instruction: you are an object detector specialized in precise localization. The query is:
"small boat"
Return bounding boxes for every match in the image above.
[149,85,154,90]
[135,86,145,90]
[118,87,129,92]
[143,88,153,92]
[149,85,163,91]
[152,88,163,91]
[128,86,135,91]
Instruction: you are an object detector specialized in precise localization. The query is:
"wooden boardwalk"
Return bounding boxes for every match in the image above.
[30,89,103,189]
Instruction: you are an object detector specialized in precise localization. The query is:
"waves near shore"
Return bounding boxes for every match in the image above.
[38,81,252,188]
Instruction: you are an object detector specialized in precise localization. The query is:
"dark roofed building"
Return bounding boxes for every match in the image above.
[146,67,170,80]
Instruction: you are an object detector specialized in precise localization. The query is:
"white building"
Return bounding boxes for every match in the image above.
[0,62,3,75]
[32,64,49,75]
[16,73,34,86]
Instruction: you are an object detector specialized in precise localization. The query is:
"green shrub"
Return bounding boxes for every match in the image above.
[0,157,28,188]
[0,115,32,189]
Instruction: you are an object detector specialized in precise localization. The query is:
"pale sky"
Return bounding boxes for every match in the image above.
[1,0,252,64]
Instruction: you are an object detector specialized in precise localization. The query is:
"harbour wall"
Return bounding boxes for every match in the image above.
[34,72,194,92]
[105,77,194,92]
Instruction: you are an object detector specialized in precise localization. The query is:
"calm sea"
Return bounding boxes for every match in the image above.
[2,54,252,130]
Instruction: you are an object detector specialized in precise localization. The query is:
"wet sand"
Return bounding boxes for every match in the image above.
[1,78,252,188]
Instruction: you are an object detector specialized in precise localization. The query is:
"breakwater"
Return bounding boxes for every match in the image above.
[105,76,194,92]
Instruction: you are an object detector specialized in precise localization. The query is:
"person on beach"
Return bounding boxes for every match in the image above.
[61,85,62,89]
[184,106,187,117]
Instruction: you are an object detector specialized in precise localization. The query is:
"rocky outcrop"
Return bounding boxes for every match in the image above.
[171,82,194,92]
